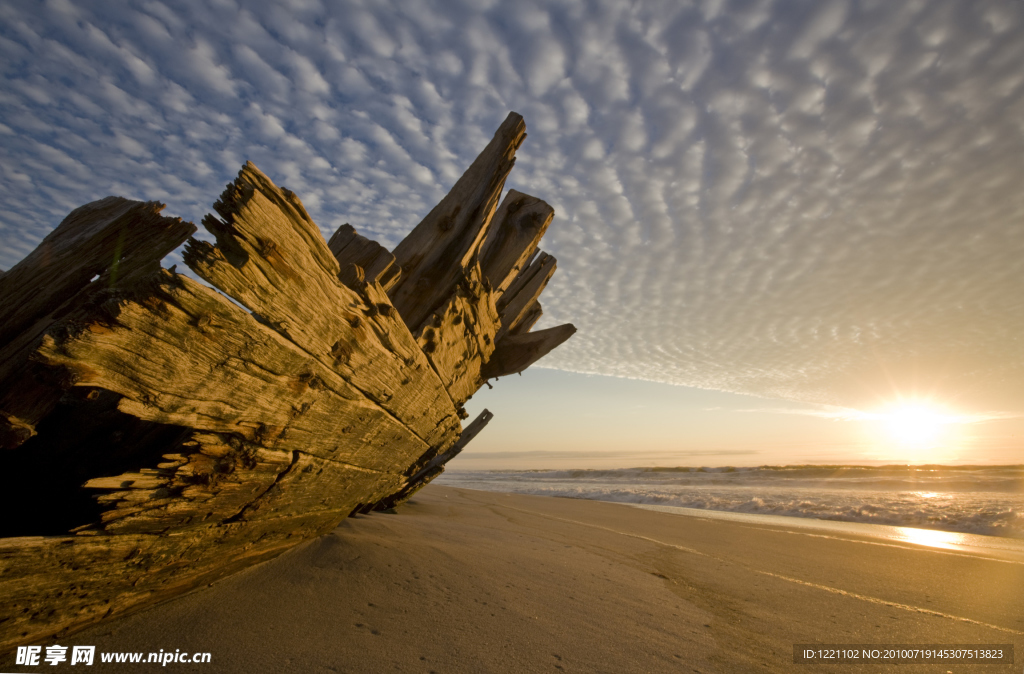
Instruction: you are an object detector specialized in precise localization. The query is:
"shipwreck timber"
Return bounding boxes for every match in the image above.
[0,112,574,649]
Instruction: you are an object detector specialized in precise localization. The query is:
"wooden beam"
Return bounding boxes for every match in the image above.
[421,407,493,474]
[482,324,577,380]
[183,162,460,450]
[327,223,401,291]
[414,263,499,406]
[0,198,195,353]
[0,199,195,449]
[479,190,553,296]
[388,112,526,331]
[0,511,351,650]
[371,408,494,511]
[496,252,557,340]
[510,300,543,336]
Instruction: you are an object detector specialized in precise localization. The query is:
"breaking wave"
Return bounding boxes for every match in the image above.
[436,465,1024,539]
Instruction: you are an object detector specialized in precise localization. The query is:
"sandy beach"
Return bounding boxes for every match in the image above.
[7,485,1022,673]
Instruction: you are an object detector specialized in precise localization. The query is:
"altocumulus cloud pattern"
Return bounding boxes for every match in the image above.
[1,0,1023,412]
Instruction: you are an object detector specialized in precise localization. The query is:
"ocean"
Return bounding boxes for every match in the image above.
[436,464,1024,539]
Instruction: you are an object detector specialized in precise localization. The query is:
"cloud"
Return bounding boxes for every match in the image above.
[723,406,1024,425]
[1,0,1023,415]
[455,449,758,461]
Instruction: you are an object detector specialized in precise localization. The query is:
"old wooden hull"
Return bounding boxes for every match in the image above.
[0,112,574,649]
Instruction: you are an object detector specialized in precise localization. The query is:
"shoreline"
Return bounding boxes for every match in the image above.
[462,489,1024,559]
[435,464,1024,541]
[448,484,1024,560]
[629,501,1024,559]
[5,485,1021,673]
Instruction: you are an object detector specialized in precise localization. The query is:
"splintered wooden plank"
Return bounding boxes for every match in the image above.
[0,198,195,353]
[496,252,557,340]
[511,300,543,336]
[371,408,494,511]
[36,270,432,475]
[182,162,459,449]
[0,198,195,449]
[414,263,499,405]
[388,112,526,330]
[422,407,492,473]
[84,433,293,534]
[237,453,402,522]
[482,324,577,379]
[479,190,553,295]
[328,223,400,290]
[35,270,434,535]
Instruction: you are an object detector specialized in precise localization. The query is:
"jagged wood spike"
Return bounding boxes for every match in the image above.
[182,162,460,450]
[387,114,537,408]
[482,324,577,380]
[496,252,557,341]
[388,111,526,331]
[371,408,494,511]
[0,198,195,351]
[479,190,554,296]
[510,300,543,336]
[0,198,195,449]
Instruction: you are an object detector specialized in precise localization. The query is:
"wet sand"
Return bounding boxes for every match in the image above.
[12,486,1023,673]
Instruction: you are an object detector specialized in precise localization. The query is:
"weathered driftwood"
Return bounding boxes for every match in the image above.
[0,111,574,650]
[496,251,557,342]
[372,408,494,512]
[0,198,197,450]
[480,189,553,295]
[389,114,525,331]
[328,223,401,291]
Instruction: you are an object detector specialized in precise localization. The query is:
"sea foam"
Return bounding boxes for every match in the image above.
[436,465,1024,539]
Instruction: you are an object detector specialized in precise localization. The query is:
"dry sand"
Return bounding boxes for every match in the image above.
[9,486,1023,673]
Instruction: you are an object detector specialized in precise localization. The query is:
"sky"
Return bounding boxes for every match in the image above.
[1,0,1022,467]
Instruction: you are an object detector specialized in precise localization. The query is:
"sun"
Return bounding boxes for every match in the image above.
[855,400,972,462]
[877,403,950,449]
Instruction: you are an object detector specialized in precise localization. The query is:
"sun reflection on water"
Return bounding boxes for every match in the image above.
[892,527,970,550]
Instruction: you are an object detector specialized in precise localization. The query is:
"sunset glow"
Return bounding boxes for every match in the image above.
[879,404,950,449]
